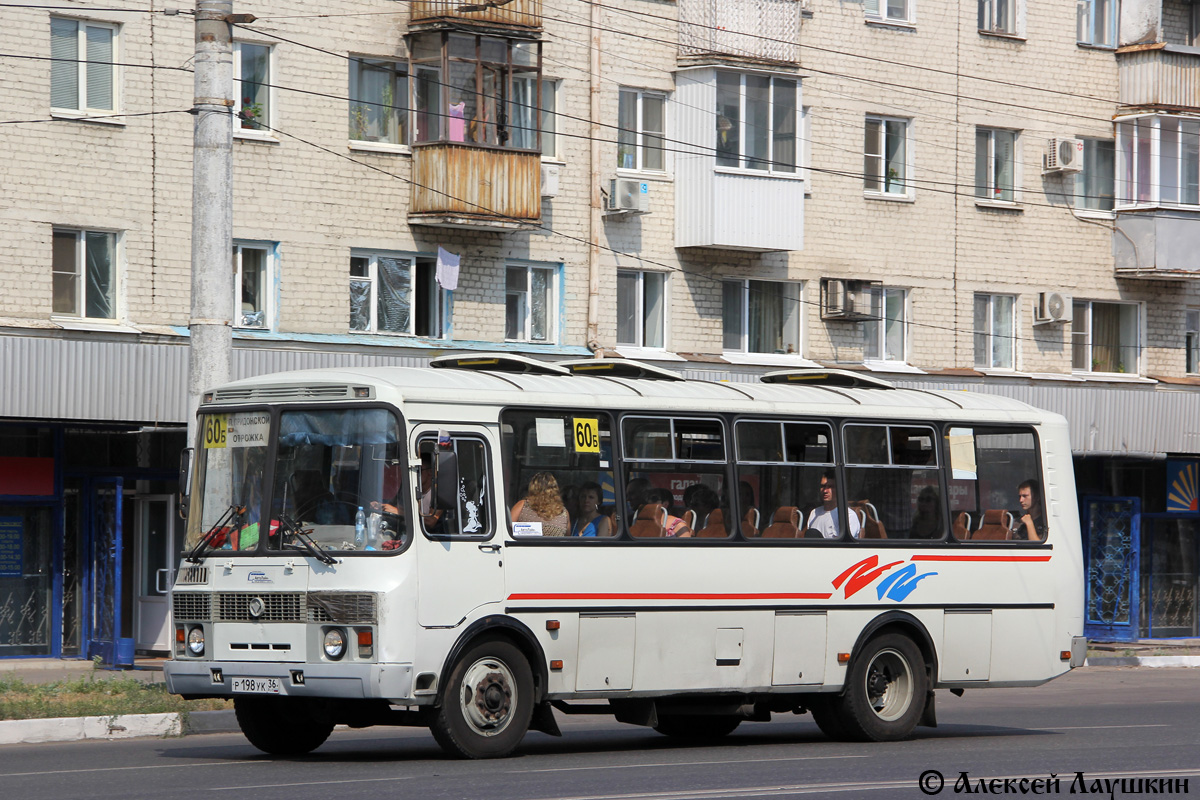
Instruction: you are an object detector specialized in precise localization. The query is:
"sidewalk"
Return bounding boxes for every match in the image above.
[1086,638,1200,668]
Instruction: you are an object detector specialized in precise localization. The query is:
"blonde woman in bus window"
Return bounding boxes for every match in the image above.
[511,472,570,537]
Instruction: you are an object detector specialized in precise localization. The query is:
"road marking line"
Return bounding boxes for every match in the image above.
[0,760,263,778]
[208,775,418,791]
[1034,724,1170,730]
[522,754,870,774]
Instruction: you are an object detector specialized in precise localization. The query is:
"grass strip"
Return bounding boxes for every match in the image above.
[0,674,230,721]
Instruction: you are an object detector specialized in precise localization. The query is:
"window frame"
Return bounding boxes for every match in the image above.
[1075,137,1115,214]
[51,227,119,321]
[1071,299,1142,375]
[865,0,914,25]
[975,127,1019,204]
[722,279,804,358]
[863,115,912,198]
[714,71,801,176]
[863,286,908,364]
[616,270,667,350]
[1188,310,1200,375]
[973,293,1017,371]
[617,87,667,174]
[1077,0,1117,48]
[349,251,446,338]
[232,241,275,331]
[416,433,494,540]
[1116,115,1200,209]
[539,79,560,160]
[505,264,558,344]
[348,56,408,150]
[233,41,275,140]
[978,0,1017,36]
[50,16,120,118]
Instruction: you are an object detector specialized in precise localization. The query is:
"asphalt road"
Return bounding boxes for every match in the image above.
[2,667,1198,800]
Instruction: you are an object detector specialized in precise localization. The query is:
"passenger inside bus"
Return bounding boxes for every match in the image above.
[571,481,611,537]
[1010,479,1047,541]
[806,470,860,539]
[511,472,570,537]
[908,486,943,539]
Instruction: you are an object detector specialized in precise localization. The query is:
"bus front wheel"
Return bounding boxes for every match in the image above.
[234,696,334,755]
[431,638,535,759]
[838,633,928,742]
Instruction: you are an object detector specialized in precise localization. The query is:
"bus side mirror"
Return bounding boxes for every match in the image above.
[434,450,460,512]
[178,448,194,520]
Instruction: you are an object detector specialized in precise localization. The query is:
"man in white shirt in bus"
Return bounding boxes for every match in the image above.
[807,470,861,539]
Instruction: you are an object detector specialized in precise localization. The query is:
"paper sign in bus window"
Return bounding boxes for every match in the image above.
[947,427,977,481]
[535,418,566,448]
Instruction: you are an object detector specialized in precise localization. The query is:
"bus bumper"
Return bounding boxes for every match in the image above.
[164,660,415,701]
[1070,636,1088,668]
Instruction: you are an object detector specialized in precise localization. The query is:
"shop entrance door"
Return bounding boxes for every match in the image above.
[1083,496,1140,642]
[134,495,178,652]
[86,478,125,665]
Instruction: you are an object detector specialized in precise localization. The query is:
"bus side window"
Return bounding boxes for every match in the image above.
[949,426,1044,542]
[421,437,490,536]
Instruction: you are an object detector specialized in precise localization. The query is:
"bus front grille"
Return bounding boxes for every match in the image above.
[217,592,305,622]
[307,593,377,624]
[172,592,212,621]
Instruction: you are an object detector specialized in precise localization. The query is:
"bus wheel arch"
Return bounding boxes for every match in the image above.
[438,615,549,708]
[849,611,938,688]
[431,634,537,758]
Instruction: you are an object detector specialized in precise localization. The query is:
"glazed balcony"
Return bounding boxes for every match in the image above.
[1117,44,1200,109]
[409,143,541,230]
[410,0,542,30]
[678,0,801,66]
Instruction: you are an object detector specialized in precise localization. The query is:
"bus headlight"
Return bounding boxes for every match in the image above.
[187,626,205,656]
[323,628,346,660]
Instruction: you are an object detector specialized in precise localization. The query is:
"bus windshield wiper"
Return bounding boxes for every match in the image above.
[278,514,337,565]
[185,503,244,563]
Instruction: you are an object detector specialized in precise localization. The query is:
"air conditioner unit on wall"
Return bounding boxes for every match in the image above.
[1044,137,1084,174]
[605,178,650,214]
[1034,291,1072,325]
[820,278,879,321]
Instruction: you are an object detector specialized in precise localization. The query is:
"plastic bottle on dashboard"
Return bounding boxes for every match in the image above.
[366,513,380,550]
[354,506,366,548]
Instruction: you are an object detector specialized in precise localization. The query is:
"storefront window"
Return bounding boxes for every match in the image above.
[0,506,54,656]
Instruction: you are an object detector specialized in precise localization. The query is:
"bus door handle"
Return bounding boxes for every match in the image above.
[478,544,502,554]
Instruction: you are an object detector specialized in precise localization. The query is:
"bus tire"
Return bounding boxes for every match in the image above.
[430,638,535,759]
[654,714,741,740]
[807,696,851,741]
[838,633,928,742]
[234,696,334,756]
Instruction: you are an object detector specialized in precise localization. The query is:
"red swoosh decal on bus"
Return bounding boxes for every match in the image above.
[911,555,1052,562]
[507,592,834,601]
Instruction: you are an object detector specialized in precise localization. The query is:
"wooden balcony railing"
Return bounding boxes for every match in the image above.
[1118,44,1200,109]
[410,0,542,29]
[410,143,541,228]
[679,0,801,65]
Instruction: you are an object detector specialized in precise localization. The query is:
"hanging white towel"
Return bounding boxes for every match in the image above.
[436,247,461,291]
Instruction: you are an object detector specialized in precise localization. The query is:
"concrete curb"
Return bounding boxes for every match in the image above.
[1086,655,1200,668]
[0,709,239,746]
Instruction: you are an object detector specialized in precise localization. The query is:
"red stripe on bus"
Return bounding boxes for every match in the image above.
[910,555,1052,562]
[506,592,835,601]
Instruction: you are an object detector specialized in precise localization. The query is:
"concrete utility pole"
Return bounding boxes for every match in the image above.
[187,0,234,443]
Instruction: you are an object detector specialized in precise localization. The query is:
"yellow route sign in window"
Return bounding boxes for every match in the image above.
[572,418,600,453]
[203,414,228,449]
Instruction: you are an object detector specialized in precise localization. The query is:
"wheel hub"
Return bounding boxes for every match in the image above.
[460,659,517,736]
[864,648,914,722]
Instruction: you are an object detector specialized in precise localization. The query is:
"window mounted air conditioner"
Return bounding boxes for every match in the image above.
[820,278,879,321]
[1043,137,1084,174]
[605,178,650,214]
[1033,291,1072,325]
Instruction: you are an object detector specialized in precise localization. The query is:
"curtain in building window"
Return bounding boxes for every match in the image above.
[994,130,1015,201]
[884,119,906,192]
[643,272,665,349]
[85,25,113,110]
[991,295,1014,368]
[716,72,740,168]
[1092,303,1121,373]
[52,230,78,314]
[530,268,549,341]
[722,281,743,350]
[641,96,665,171]
[1184,121,1200,205]
[973,295,989,366]
[884,289,905,361]
[772,79,797,173]
[239,44,270,130]
[50,18,78,109]
[377,257,410,333]
[617,89,637,169]
[509,76,536,150]
[84,231,114,319]
[747,281,782,353]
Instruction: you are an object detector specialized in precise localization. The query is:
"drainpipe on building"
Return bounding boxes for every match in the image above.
[187,0,236,442]
[586,0,603,356]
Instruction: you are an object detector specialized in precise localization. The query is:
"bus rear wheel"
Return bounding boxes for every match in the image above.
[234,696,334,756]
[430,638,535,759]
[838,633,928,742]
[654,714,741,740]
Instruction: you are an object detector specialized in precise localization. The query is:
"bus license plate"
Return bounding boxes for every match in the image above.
[231,678,283,694]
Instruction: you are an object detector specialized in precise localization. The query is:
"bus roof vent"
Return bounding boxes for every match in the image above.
[428,353,571,375]
[559,359,685,381]
[760,369,895,390]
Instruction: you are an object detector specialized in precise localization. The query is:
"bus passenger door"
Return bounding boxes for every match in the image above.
[415,428,505,627]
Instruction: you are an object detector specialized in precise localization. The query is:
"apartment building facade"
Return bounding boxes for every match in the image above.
[0,0,1197,660]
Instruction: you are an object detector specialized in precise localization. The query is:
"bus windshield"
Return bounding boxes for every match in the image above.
[186,407,406,554]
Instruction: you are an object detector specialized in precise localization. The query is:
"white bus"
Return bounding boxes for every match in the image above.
[164,355,1086,759]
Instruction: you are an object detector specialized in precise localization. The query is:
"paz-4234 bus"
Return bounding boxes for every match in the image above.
[164,355,1086,759]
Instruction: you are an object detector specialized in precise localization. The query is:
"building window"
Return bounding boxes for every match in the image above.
[975,128,1017,202]
[863,287,906,362]
[723,280,801,355]
[410,32,540,148]
[1117,116,1200,207]
[1188,311,1200,374]
[973,294,1016,370]
[864,116,909,196]
[978,0,1016,34]
[234,42,272,133]
[349,253,445,337]
[232,243,273,329]
[618,88,665,172]
[511,76,556,153]
[349,58,407,145]
[1077,0,1117,47]
[506,265,555,342]
[617,270,666,349]
[1072,300,1140,374]
[51,228,116,319]
[1076,138,1115,212]
[50,17,117,114]
[865,0,913,24]
[715,72,798,174]
[539,80,559,159]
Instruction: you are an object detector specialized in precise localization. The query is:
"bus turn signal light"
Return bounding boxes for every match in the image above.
[550,660,563,671]
[1060,650,1072,661]
[546,620,560,631]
